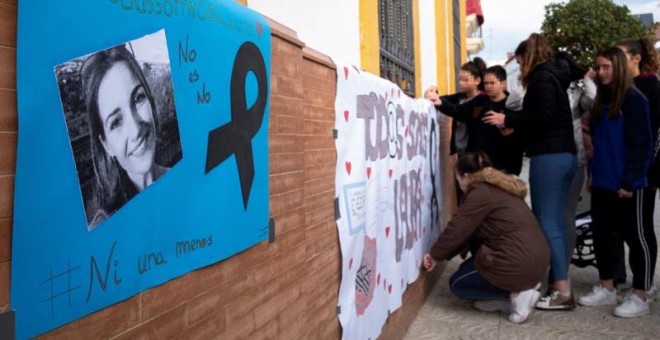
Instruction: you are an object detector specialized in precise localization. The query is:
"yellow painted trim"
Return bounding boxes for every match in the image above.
[459,0,467,64]
[413,0,421,97]
[360,0,380,75]
[435,0,456,94]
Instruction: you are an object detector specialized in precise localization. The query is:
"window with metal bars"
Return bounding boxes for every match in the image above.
[378,0,415,97]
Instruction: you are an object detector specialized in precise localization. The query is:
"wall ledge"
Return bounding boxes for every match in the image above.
[266,17,305,48]
[302,47,335,70]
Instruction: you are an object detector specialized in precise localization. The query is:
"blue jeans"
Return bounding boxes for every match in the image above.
[449,257,509,301]
[529,153,577,281]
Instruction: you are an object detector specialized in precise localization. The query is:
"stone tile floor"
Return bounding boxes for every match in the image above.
[404,255,660,339]
[405,160,660,339]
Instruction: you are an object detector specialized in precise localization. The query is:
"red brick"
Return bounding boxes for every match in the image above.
[115,303,187,340]
[276,227,305,250]
[304,136,334,151]
[0,1,16,7]
[0,46,15,90]
[301,189,333,213]
[0,3,16,47]
[271,56,300,79]
[185,307,227,340]
[275,114,304,134]
[0,132,16,175]
[302,60,336,80]
[41,295,141,339]
[303,149,335,167]
[304,204,334,227]
[304,87,336,108]
[140,263,225,320]
[253,245,306,284]
[304,162,334,181]
[0,261,7,309]
[275,153,304,174]
[270,94,303,117]
[217,314,255,340]
[277,188,304,214]
[0,175,13,219]
[303,175,334,198]
[0,89,15,131]
[272,208,304,235]
[308,118,334,136]
[269,134,303,154]
[271,75,303,99]
[0,218,10,262]
[270,171,303,195]
[302,72,333,93]
[303,104,335,121]
[254,284,301,329]
[272,38,302,62]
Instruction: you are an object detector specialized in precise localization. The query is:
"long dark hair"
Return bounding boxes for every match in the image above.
[520,33,554,88]
[456,151,493,176]
[461,57,487,91]
[80,44,157,211]
[617,37,660,74]
[592,47,631,120]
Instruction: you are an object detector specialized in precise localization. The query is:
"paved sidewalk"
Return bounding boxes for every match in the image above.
[405,160,660,339]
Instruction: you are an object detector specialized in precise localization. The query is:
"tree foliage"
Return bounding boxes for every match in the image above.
[541,0,651,67]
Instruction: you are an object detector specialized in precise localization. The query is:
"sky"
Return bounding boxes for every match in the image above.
[474,0,660,66]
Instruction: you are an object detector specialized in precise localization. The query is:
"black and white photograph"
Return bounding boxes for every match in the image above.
[54,29,182,230]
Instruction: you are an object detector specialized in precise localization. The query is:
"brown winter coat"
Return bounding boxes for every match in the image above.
[430,167,550,292]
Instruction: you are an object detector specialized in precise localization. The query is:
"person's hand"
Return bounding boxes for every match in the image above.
[423,254,438,272]
[586,67,596,80]
[500,127,514,136]
[424,85,438,99]
[482,111,506,127]
[424,86,442,105]
[617,188,633,198]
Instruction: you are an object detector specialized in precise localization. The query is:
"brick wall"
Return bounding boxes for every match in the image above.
[0,6,456,338]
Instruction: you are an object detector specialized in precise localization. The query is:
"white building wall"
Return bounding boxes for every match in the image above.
[247,0,361,66]
[419,0,437,92]
[248,1,443,97]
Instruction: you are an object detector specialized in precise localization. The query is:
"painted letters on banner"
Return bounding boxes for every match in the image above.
[12,1,270,338]
[334,66,442,339]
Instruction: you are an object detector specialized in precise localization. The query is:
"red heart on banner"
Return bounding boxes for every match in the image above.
[388,169,393,178]
[345,161,352,175]
[344,110,349,122]
[343,66,349,80]
[405,126,409,137]
[366,167,372,179]
[349,257,354,269]
[385,226,391,238]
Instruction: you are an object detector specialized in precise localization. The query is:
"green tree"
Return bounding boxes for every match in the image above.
[541,0,651,67]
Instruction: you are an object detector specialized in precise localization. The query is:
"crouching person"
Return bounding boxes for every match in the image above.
[423,152,550,323]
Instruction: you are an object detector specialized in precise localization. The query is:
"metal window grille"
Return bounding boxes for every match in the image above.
[379,0,415,97]
[453,0,462,86]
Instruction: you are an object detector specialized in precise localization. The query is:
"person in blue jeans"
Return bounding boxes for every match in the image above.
[423,152,549,323]
[484,33,584,309]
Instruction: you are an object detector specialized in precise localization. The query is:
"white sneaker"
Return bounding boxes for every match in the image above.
[509,288,541,324]
[578,285,617,306]
[647,285,657,303]
[614,294,650,318]
[474,300,510,313]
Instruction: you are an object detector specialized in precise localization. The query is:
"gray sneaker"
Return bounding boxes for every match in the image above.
[646,285,657,303]
[535,291,576,310]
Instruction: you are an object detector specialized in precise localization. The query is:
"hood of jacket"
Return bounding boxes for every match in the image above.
[532,56,575,92]
[468,167,527,198]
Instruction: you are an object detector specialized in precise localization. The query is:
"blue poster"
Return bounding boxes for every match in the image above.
[12,1,270,338]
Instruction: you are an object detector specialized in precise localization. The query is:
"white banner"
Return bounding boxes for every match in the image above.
[334,65,442,339]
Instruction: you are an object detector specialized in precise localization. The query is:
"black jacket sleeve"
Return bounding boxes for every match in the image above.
[504,70,561,129]
[622,90,653,190]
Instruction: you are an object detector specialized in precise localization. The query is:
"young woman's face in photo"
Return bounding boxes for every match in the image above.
[97,61,156,177]
[458,70,479,94]
[483,73,506,99]
[596,56,614,86]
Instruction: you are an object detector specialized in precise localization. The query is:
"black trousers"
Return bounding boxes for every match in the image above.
[591,188,657,291]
